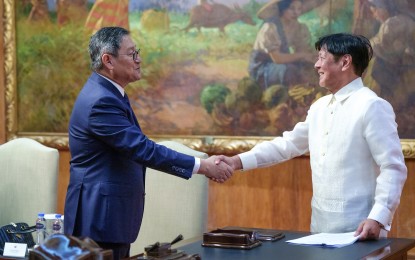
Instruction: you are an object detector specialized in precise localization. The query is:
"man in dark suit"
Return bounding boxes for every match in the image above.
[64,27,233,260]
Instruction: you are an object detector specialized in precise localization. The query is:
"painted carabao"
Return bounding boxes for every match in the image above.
[183,3,255,33]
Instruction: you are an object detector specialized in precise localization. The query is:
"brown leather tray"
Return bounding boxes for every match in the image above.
[202,228,284,249]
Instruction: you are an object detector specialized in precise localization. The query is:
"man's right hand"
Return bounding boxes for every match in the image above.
[215,155,242,171]
[198,155,233,183]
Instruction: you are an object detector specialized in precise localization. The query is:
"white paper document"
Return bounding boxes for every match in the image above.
[286,232,360,248]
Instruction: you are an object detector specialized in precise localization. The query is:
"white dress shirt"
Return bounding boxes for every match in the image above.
[239,78,407,233]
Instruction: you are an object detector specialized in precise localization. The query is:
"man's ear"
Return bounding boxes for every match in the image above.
[341,54,352,71]
[101,53,114,70]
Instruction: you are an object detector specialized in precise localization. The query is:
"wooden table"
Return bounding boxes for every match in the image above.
[131,227,415,260]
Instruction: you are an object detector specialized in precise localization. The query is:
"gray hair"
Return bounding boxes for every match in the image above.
[88,27,130,71]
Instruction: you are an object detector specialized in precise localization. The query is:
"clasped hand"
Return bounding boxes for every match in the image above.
[198,155,241,183]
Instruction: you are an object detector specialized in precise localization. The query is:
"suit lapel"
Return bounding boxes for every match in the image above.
[91,72,141,129]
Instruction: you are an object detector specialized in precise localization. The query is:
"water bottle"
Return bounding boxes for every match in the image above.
[35,213,46,246]
[52,214,63,235]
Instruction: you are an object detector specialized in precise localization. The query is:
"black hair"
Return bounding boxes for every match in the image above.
[314,33,373,76]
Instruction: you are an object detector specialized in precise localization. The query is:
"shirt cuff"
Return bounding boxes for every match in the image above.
[239,151,257,171]
[368,203,392,231]
[192,157,201,174]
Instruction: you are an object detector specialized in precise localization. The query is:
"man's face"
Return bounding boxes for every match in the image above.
[111,35,141,87]
[314,47,343,93]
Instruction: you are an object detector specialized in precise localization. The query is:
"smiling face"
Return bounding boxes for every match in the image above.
[314,47,345,93]
[109,35,141,87]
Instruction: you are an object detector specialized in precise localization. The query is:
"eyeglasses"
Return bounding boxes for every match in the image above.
[118,49,141,61]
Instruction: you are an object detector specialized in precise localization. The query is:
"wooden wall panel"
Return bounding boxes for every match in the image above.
[207,156,313,232]
[57,150,71,214]
[394,158,415,257]
[396,159,415,238]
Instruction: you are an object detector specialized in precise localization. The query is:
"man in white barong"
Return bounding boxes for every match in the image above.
[217,33,407,240]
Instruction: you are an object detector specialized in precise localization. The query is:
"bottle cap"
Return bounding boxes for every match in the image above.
[38,213,45,217]
[55,214,62,218]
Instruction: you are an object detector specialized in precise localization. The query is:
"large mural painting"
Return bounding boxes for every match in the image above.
[10,0,415,144]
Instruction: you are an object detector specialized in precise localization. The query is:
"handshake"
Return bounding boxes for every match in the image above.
[198,155,242,183]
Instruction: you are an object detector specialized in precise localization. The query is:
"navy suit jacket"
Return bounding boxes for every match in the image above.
[64,72,195,244]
